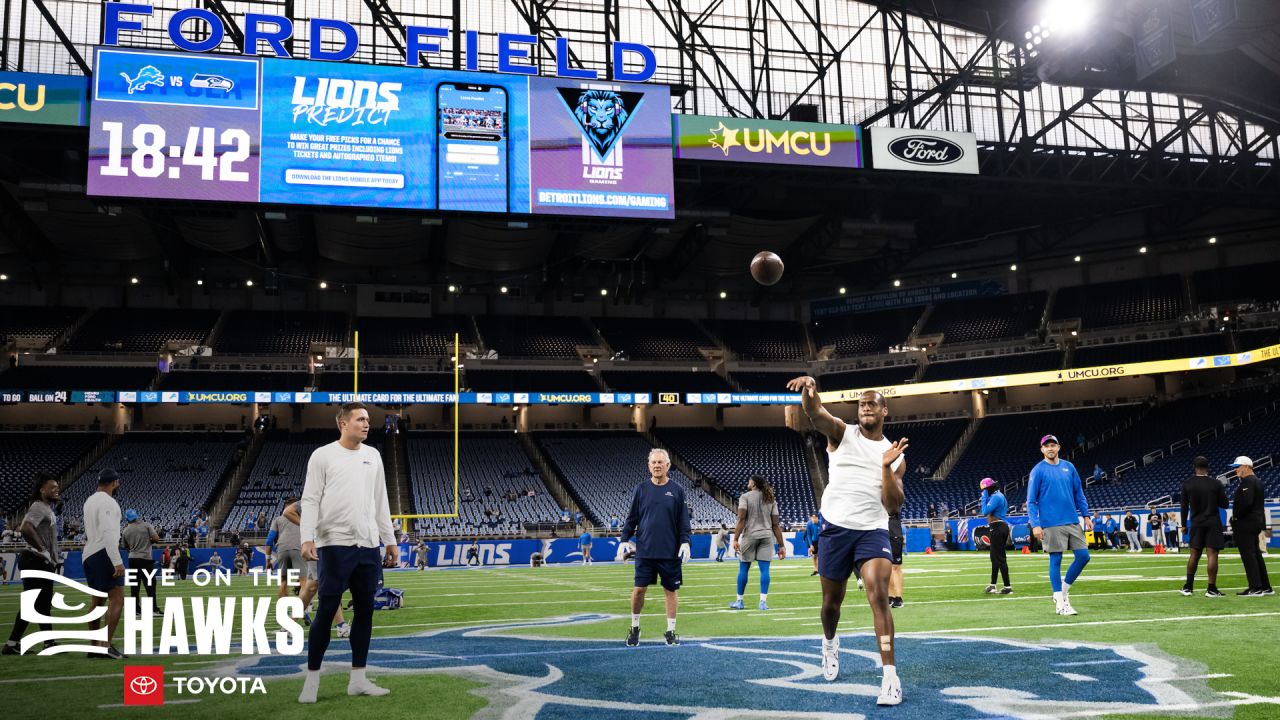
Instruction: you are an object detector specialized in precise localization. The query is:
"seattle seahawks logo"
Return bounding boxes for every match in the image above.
[556,88,644,162]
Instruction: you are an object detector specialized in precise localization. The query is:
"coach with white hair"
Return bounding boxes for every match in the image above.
[1230,457,1273,596]
[298,402,399,703]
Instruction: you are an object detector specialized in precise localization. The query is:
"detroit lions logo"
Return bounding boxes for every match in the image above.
[556,88,644,163]
[231,615,1232,719]
[119,65,165,95]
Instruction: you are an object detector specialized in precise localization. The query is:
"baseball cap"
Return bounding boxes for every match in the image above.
[124,509,139,522]
[1230,456,1254,468]
[980,478,996,489]
[1040,434,1059,446]
[97,468,120,484]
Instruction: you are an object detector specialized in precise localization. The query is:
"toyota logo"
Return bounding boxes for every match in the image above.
[130,676,159,696]
[887,135,964,165]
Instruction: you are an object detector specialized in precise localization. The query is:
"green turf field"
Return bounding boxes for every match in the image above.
[2,550,1277,719]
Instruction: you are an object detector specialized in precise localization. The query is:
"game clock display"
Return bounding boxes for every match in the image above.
[87,47,673,219]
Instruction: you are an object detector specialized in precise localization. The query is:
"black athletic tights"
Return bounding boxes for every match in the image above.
[7,554,54,644]
[989,521,1011,587]
[307,591,375,671]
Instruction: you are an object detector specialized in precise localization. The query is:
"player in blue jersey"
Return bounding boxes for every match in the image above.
[579,528,593,565]
[979,478,1012,594]
[621,448,691,647]
[1026,435,1091,616]
[803,513,822,576]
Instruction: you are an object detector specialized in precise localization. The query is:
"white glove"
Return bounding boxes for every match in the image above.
[678,542,691,562]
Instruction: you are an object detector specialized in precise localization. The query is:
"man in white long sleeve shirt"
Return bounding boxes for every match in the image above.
[82,469,126,659]
[298,402,399,704]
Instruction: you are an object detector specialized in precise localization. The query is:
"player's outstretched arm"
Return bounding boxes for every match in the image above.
[881,439,907,513]
[786,375,845,446]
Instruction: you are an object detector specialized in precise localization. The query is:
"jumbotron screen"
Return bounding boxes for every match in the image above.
[86,47,674,219]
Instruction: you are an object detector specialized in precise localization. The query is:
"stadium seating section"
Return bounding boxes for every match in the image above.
[405,432,563,537]
[216,311,348,354]
[63,308,219,353]
[465,368,600,393]
[656,427,817,523]
[602,370,733,394]
[353,316,475,356]
[0,432,102,514]
[731,371,801,393]
[536,432,735,530]
[0,365,156,389]
[1072,334,1229,367]
[61,433,241,534]
[818,364,918,391]
[921,292,1047,344]
[0,306,83,349]
[706,320,809,362]
[810,308,923,357]
[475,316,597,359]
[592,317,711,361]
[1194,261,1280,304]
[224,430,360,533]
[922,351,1063,382]
[1053,275,1185,329]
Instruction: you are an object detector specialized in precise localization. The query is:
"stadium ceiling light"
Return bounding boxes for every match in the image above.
[448,284,457,293]
[1010,264,1018,271]
[893,279,901,287]
[196,279,203,286]
[130,277,139,284]
[1026,30,1034,39]
[600,288,608,296]
[1074,255,1082,262]
[0,274,7,281]
[246,279,254,287]
[839,287,847,295]
[1208,237,1217,244]
[1041,0,1097,36]
[719,291,727,299]
[1071,330,1078,336]
[319,281,327,289]
[500,286,509,294]
[1139,246,1148,254]
[950,272,958,279]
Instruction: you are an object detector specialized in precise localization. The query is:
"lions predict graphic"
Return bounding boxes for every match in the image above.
[555,88,644,163]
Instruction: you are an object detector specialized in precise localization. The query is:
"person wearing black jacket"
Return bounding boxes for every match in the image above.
[1181,456,1229,597]
[1229,457,1273,596]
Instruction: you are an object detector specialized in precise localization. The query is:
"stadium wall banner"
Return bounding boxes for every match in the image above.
[86,47,674,219]
[102,3,657,81]
[867,127,979,175]
[812,279,1006,317]
[0,71,89,126]
[672,115,863,167]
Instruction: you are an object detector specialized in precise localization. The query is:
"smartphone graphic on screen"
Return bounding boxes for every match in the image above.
[436,83,510,213]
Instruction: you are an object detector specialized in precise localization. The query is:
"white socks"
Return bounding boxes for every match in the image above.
[348,667,390,697]
[666,618,677,632]
[736,595,744,602]
[631,614,641,628]
[883,664,897,678]
[298,670,320,704]
[760,594,768,603]
[1063,582,1072,596]
[1053,591,1063,603]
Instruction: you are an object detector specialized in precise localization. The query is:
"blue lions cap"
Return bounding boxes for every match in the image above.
[125,509,139,522]
[97,468,120,484]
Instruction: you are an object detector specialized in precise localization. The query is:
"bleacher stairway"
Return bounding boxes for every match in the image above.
[518,432,579,518]
[210,432,266,527]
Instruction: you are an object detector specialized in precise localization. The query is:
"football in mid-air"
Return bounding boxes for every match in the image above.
[750,251,785,286]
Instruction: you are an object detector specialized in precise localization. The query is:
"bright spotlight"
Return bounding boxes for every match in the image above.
[893,279,901,288]
[719,291,727,299]
[951,272,958,279]
[1139,246,1148,254]
[130,277,139,284]
[1041,0,1097,36]
[839,287,847,295]
[1010,264,1018,271]
[500,286,508,294]
[1074,255,1082,262]
[448,284,457,293]
[319,281,327,289]
[600,288,608,296]
[1208,237,1217,244]
[246,279,254,287]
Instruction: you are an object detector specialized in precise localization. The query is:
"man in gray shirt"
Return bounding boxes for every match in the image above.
[122,509,161,616]
[3,472,60,655]
[269,497,305,599]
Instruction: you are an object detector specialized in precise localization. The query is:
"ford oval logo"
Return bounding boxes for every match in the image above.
[888,135,964,165]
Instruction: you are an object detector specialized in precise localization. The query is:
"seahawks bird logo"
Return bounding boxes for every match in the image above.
[556,88,644,163]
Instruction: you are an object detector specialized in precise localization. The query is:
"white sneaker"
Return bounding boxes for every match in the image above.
[348,679,390,697]
[1056,600,1078,616]
[821,638,840,681]
[856,579,864,591]
[877,672,903,706]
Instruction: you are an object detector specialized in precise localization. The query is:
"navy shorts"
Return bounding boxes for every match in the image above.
[83,549,124,592]
[634,557,682,592]
[316,546,383,599]
[818,524,894,582]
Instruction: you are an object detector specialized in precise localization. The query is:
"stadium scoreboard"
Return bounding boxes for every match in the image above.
[87,47,675,219]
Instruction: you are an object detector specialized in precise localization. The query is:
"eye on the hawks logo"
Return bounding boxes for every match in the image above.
[556,88,645,163]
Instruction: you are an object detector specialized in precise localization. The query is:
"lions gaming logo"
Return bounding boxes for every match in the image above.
[556,87,645,183]
[234,615,1237,719]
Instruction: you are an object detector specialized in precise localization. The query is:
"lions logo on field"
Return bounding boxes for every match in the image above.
[233,615,1228,718]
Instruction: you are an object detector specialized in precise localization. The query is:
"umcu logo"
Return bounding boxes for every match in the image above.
[0,81,48,111]
[125,666,165,706]
[887,135,964,166]
[556,87,644,184]
[707,121,834,157]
